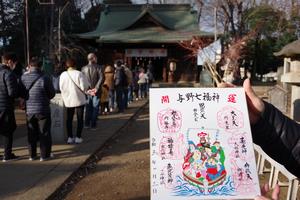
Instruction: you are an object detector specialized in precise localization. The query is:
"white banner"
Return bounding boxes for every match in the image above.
[198,39,222,65]
[125,48,167,57]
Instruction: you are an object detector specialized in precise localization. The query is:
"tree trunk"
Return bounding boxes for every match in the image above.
[0,0,7,47]
[49,3,55,61]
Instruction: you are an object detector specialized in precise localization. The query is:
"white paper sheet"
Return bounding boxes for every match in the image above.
[150,87,261,200]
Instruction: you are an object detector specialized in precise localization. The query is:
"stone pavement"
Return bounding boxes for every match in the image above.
[0,99,148,200]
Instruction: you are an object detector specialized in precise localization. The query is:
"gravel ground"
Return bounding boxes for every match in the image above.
[64,106,150,200]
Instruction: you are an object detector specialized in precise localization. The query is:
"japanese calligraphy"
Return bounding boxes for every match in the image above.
[161,95,170,104]
[177,92,220,103]
[227,94,237,103]
[157,108,182,133]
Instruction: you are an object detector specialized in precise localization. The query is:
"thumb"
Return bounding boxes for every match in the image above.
[243,78,256,101]
[261,183,270,196]
[243,78,265,124]
[271,184,280,200]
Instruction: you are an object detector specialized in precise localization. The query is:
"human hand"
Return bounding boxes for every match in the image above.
[91,88,97,96]
[243,78,265,124]
[254,184,280,200]
[19,98,26,110]
[86,89,95,96]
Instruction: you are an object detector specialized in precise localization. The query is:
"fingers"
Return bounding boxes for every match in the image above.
[255,184,280,200]
[261,183,270,196]
[271,184,280,200]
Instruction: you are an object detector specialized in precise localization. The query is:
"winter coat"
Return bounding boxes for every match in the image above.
[100,85,109,103]
[138,72,148,84]
[20,68,55,115]
[114,66,127,88]
[0,64,18,111]
[81,63,103,95]
[124,66,133,85]
[60,68,90,108]
[251,101,300,178]
[104,65,115,90]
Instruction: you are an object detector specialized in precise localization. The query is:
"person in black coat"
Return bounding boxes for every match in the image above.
[220,79,299,200]
[0,54,19,162]
[242,79,300,179]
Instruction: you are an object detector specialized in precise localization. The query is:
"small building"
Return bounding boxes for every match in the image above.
[76,4,214,83]
[274,39,300,121]
[274,39,300,83]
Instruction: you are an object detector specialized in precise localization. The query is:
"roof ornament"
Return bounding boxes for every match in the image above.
[142,2,153,11]
[104,5,110,15]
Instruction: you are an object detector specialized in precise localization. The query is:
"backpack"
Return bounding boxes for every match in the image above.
[116,67,128,87]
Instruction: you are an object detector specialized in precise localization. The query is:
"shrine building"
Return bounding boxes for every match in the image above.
[76,4,214,83]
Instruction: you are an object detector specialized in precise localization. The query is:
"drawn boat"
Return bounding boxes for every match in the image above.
[182,170,227,192]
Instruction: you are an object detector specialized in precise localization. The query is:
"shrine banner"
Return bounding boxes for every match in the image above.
[150,88,260,200]
[125,48,167,57]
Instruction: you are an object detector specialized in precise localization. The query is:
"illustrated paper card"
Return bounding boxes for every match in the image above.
[150,88,260,200]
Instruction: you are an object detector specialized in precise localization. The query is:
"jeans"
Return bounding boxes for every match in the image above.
[128,85,133,103]
[115,86,125,112]
[27,114,52,159]
[108,89,115,110]
[85,95,100,128]
[67,106,84,138]
[139,83,147,98]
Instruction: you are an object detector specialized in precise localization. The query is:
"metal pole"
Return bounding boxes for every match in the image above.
[58,6,61,63]
[25,0,30,66]
[214,7,217,41]
[58,2,69,63]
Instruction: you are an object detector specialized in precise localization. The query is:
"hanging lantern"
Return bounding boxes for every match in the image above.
[169,61,176,72]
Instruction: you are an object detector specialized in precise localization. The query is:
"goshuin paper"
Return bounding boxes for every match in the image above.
[150,88,261,200]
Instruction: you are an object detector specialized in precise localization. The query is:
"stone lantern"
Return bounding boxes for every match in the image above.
[274,39,300,121]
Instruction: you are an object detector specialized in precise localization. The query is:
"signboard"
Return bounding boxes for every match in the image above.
[150,88,260,200]
[125,48,167,57]
[50,94,66,143]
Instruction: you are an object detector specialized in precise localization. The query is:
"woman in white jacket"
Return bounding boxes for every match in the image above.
[60,59,90,144]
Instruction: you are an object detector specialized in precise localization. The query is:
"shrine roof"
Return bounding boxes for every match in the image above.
[76,4,213,43]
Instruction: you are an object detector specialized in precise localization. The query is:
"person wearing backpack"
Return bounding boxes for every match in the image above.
[20,57,55,161]
[0,53,19,162]
[114,60,127,113]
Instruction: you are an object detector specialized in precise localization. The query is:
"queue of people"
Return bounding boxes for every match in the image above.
[0,52,152,162]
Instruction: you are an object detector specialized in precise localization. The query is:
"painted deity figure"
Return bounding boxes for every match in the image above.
[211,141,225,165]
[205,157,226,181]
[182,141,196,170]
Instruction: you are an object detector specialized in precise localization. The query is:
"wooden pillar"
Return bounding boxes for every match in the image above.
[163,66,167,82]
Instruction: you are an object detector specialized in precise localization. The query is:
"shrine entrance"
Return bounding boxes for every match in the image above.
[125,48,167,81]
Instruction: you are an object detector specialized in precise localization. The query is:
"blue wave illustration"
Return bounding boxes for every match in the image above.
[173,176,235,196]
